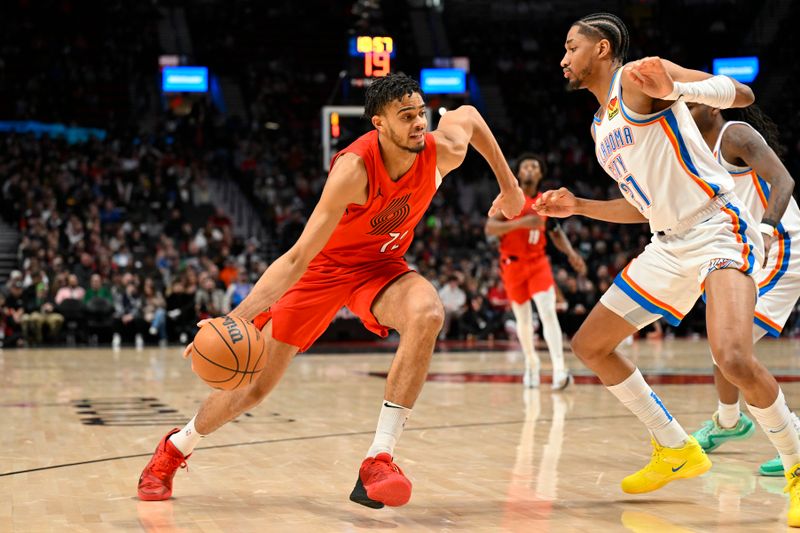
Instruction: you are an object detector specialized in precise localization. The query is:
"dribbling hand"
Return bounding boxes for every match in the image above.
[625,57,675,100]
[533,188,577,218]
[182,318,213,359]
[488,184,525,218]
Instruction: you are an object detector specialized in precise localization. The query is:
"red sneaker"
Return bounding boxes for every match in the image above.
[349,453,412,508]
[137,429,190,501]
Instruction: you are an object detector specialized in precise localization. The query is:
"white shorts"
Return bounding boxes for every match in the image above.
[601,198,763,329]
[754,229,800,336]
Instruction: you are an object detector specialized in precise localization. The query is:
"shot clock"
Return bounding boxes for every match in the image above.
[349,35,395,86]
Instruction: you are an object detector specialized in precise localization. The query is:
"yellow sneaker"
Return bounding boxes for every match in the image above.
[783,463,800,527]
[621,436,712,494]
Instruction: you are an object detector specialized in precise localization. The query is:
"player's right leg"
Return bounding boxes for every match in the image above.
[137,321,299,501]
[570,301,710,494]
[510,299,540,388]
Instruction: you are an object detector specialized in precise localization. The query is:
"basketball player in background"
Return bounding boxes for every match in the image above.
[687,103,800,477]
[535,12,800,525]
[137,73,525,509]
[485,153,586,389]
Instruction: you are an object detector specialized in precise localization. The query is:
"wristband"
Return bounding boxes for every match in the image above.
[759,222,777,236]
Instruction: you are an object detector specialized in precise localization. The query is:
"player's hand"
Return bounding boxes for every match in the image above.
[182,319,213,359]
[533,188,577,218]
[568,252,587,275]
[762,232,775,268]
[625,57,674,100]
[488,184,525,218]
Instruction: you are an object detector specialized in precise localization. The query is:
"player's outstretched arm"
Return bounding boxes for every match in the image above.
[548,222,587,275]
[431,105,524,218]
[623,56,754,110]
[228,153,368,321]
[723,123,795,261]
[533,187,647,224]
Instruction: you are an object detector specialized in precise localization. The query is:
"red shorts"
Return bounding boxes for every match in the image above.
[252,259,412,352]
[500,255,554,304]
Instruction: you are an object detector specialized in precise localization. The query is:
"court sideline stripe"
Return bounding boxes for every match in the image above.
[0,411,707,478]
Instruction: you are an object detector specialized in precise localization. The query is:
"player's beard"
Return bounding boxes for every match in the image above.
[388,125,425,153]
[566,65,592,91]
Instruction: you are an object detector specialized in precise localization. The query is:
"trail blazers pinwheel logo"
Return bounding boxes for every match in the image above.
[368,193,411,235]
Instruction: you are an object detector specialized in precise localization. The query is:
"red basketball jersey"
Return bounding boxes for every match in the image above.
[311,130,439,267]
[498,194,547,261]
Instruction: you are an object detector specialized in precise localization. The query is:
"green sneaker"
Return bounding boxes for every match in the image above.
[691,412,755,452]
[759,455,784,477]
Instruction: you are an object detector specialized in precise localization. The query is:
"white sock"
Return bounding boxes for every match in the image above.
[169,415,204,456]
[607,368,689,448]
[367,400,411,458]
[717,400,741,429]
[746,389,800,470]
[533,287,565,376]
[511,300,540,374]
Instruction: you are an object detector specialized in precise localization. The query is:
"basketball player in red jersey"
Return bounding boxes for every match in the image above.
[137,74,525,508]
[486,153,586,390]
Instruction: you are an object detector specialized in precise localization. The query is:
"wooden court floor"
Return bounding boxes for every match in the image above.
[3,338,800,532]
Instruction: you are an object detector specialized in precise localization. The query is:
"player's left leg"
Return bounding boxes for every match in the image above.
[531,286,571,390]
[349,271,444,508]
[705,268,800,526]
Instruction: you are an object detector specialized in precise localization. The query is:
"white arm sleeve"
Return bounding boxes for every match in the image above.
[664,75,737,109]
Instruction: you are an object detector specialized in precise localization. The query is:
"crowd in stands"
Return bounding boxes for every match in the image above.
[2,0,799,347]
[0,131,262,348]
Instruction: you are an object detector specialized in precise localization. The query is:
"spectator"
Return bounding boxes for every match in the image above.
[196,273,227,319]
[55,274,86,305]
[73,252,96,288]
[438,276,467,340]
[83,274,113,304]
[459,294,502,341]
[112,281,148,349]
[21,282,64,345]
[219,258,239,288]
[0,293,24,348]
[166,278,197,344]
[225,271,253,311]
[142,278,168,346]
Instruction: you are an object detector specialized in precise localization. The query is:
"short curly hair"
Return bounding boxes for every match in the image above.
[364,73,423,117]
[515,152,547,178]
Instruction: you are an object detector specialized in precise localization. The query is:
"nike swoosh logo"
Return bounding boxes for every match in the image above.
[769,422,789,433]
[383,402,402,409]
[672,461,688,472]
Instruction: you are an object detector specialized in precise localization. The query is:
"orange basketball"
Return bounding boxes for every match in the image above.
[190,316,267,390]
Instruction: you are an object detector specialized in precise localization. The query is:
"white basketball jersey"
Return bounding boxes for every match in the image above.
[713,120,800,236]
[593,69,735,232]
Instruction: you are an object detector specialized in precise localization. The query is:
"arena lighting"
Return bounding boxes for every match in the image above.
[420,68,467,94]
[162,66,209,92]
[712,56,759,83]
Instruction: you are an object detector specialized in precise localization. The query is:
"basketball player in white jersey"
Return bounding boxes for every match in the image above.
[535,13,800,525]
[687,103,800,477]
